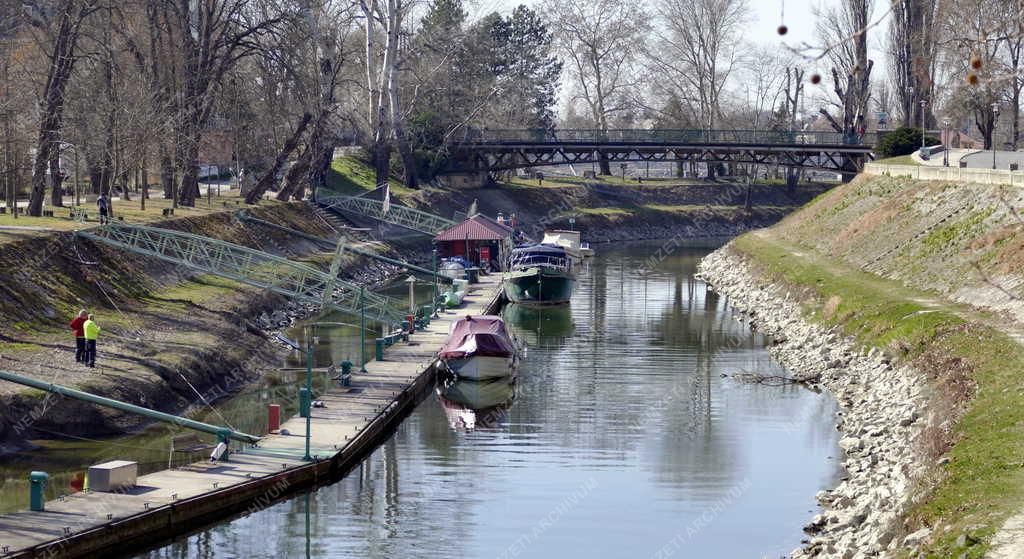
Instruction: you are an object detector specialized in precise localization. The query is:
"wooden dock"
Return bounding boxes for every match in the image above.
[0,274,505,559]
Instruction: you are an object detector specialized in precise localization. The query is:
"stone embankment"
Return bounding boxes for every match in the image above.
[698,246,930,559]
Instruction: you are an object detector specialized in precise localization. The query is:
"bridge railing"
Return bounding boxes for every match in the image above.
[460,128,876,147]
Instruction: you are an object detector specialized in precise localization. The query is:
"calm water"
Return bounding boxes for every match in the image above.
[136,242,841,559]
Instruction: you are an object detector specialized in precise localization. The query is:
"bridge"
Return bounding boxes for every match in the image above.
[449,129,876,174]
[315,189,455,236]
[77,223,409,325]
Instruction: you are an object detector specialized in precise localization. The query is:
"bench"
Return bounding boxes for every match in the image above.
[162,208,174,217]
[168,433,216,468]
[69,207,88,222]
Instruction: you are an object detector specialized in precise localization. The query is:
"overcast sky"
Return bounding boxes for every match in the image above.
[470,0,887,65]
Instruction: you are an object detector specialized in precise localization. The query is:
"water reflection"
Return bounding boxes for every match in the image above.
[436,376,517,431]
[139,241,842,559]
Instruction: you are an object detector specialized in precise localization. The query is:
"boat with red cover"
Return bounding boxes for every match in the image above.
[437,315,519,380]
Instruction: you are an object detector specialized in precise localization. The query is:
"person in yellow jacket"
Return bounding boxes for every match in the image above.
[83,314,100,368]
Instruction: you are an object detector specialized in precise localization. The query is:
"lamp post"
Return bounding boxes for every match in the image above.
[942,118,951,167]
[920,98,928,154]
[405,275,417,314]
[619,163,627,183]
[431,249,439,318]
[992,102,1001,170]
[302,326,315,461]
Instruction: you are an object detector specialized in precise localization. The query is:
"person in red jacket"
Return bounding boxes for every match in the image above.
[70,310,88,363]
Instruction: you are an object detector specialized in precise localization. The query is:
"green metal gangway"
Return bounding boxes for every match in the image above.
[235,210,453,283]
[77,222,408,325]
[315,189,455,236]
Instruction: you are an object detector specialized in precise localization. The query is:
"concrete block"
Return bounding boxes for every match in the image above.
[88,460,138,492]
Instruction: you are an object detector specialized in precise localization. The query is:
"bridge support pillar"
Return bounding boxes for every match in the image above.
[436,172,490,189]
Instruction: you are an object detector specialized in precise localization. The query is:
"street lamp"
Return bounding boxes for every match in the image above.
[920,98,928,154]
[619,163,627,183]
[942,118,951,167]
[992,102,1001,170]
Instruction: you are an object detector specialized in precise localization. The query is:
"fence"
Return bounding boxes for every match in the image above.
[863,162,1024,186]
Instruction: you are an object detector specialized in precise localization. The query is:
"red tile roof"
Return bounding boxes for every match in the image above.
[434,214,513,242]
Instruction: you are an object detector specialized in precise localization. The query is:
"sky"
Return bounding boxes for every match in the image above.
[471,0,891,117]
[474,0,888,68]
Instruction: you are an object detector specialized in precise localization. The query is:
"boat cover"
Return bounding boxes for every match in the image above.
[440,315,516,359]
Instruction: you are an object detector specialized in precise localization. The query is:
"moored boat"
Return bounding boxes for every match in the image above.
[438,315,519,380]
[503,244,575,305]
[541,230,584,261]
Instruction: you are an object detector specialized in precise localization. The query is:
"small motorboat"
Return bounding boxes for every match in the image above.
[503,244,575,306]
[438,315,519,380]
[542,230,584,262]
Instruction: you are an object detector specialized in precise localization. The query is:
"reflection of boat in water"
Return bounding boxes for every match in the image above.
[502,302,575,348]
[438,315,519,380]
[436,376,517,431]
[503,245,575,305]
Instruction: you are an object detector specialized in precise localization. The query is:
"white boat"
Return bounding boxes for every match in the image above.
[580,242,595,257]
[438,315,519,380]
[542,230,585,261]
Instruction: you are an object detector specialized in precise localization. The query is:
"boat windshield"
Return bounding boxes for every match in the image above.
[508,246,571,270]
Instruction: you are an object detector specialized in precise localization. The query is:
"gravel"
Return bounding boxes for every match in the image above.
[698,246,931,558]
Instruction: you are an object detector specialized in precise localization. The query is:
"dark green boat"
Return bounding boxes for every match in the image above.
[502,245,575,305]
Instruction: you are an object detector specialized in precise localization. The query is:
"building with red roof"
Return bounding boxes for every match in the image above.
[433,214,514,271]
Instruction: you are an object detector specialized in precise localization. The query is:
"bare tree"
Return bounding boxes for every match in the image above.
[816,0,874,144]
[545,0,647,174]
[650,0,749,131]
[25,0,100,216]
[888,0,940,128]
[940,0,1006,149]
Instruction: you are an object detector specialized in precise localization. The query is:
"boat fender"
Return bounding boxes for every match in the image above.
[210,442,228,462]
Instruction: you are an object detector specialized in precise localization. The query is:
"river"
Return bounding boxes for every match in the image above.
[128,241,842,558]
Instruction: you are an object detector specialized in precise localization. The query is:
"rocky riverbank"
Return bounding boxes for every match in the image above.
[698,245,931,559]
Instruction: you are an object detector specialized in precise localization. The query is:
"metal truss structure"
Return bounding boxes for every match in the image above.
[316,191,454,235]
[78,223,408,325]
[448,128,876,174]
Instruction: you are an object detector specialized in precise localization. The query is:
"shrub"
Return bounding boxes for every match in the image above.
[877,127,940,158]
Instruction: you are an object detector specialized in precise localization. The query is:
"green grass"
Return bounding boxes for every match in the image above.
[325,156,412,197]
[732,232,1024,558]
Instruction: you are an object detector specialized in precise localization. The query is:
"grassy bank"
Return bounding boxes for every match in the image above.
[731,230,1024,558]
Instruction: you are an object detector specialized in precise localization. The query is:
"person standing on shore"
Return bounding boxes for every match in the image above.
[83,314,101,368]
[96,193,110,224]
[69,310,88,363]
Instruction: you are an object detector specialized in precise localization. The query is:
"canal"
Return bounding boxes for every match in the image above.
[133,241,842,558]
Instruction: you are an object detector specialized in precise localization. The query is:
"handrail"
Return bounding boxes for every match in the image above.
[458,128,876,147]
[0,370,261,444]
[77,222,407,325]
[316,190,455,236]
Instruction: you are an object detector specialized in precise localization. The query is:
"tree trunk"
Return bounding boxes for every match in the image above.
[247,112,312,204]
[48,147,63,207]
[279,146,312,202]
[597,152,611,175]
[27,2,91,216]
[160,153,174,199]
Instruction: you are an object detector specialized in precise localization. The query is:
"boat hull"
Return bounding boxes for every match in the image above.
[503,268,574,305]
[443,355,516,380]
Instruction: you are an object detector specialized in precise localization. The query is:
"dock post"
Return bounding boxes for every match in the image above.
[375,338,385,361]
[432,249,439,317]
[29,471,48,512]
[299,388,312,418]
[268,404,281,432]
[359,287,367,373]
